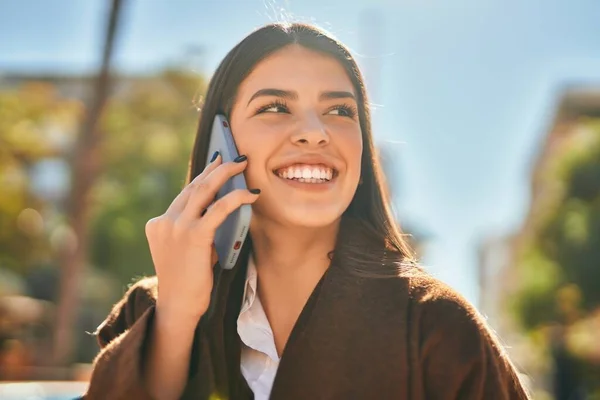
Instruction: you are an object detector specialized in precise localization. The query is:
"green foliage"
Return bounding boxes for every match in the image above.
[510,248,562,329]
[0,70,205,294]
[89,70,205,286]
[511,117,600,393]
[514,118,600,327]
[0,83,82,273]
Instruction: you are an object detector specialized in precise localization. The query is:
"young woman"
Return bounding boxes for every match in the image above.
[84,23,530,400]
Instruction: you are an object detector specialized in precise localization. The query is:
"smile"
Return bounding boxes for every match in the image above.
[273,164,337,184]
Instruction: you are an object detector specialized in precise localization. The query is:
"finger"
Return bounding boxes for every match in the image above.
[165,152,222,217]
[179,157,249,222]
[193,188,260,237]
[197,151,223,181]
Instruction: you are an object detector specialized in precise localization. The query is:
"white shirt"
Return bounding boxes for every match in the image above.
[237,255,279,400]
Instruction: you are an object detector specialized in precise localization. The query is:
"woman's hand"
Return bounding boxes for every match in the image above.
[144,152,259,323]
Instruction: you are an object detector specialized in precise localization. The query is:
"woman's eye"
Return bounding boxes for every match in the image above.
[256,101,289,114]
[328,105,356,118]
[263,105,287,113]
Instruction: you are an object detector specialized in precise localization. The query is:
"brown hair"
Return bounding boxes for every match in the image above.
[187,22,418,277]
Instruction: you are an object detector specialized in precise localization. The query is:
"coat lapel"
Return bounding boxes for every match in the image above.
[185,217,407,399]
[268,218,411,399]
[268,260,360,400]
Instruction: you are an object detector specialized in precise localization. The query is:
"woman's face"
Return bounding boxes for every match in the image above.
[229,45,363,229]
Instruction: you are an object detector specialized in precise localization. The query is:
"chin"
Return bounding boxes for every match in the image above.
[285,214,339,228]
[256,203,346,229]
[293,202,349,226]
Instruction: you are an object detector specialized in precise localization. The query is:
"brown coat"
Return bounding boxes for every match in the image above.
[84,230,530,399]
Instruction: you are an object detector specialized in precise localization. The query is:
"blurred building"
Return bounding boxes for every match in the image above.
[477,232,535,387]
[477,84,600,396]
[0,73,91,99]
[479,84,600,319]
[518,85,600,398]
[516,85,600,251]
[477,233,516,333]
[0,72,148,101]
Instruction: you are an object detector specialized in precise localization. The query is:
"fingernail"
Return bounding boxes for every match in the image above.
[234,155,247,163]
[210,151,219,163]
[249,188,261,195]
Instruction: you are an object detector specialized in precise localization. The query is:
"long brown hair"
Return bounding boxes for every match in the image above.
[187,22,418,277]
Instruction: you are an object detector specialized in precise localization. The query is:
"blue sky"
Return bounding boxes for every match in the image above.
[1,0,599,305]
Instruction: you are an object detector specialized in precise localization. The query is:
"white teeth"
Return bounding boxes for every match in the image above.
[275,164,335,183]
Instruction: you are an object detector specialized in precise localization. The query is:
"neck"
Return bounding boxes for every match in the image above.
[249,217,339,281]
[247,217,340,356]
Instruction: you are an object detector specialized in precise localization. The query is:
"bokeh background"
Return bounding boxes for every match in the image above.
[1,0,599,398]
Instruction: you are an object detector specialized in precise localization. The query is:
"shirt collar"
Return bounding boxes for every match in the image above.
[237,253,280,361]
[240,253,258,314]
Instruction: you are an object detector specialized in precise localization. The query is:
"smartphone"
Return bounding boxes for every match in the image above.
[205,114,252,269]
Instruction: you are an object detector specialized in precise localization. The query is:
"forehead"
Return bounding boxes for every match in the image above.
[236,45,356,99]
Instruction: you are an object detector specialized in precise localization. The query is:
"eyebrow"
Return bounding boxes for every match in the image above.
[247,88,356,105]
[320,91,356,101]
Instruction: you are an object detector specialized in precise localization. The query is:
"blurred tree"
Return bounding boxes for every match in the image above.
[89,69,204,286]
[52,0,126,367]
[514,119,600,328]
[513,117,600,395]
[0,68,206,368]
[0,83,82,274]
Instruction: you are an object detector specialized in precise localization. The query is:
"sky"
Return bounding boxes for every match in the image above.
[1,0,599,305]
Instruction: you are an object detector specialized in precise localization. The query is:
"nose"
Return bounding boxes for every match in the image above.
[290,114,330,147]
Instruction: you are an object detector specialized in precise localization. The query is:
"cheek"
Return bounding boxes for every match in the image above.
[355,137,364,163]
[230,122,259,160]
[230,117,279,156]
[233,133,274,186]
[244,161,268,188]
[346,132,363,174]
